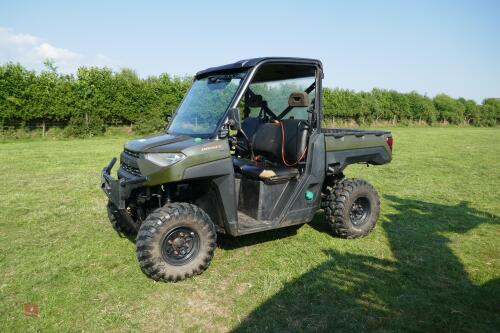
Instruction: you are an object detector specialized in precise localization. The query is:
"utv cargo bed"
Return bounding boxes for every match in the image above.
[322,127,393,172]
[321,128,390,138]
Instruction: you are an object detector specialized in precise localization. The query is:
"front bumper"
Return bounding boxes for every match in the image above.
[100,158,149,209]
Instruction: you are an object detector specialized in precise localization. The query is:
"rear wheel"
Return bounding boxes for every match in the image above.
[324,178,380,239]
[136,203,216,282]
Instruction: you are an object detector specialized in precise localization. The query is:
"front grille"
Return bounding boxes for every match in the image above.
[120,149,142,177]
[121,162,142,176]
[124,149,140,158]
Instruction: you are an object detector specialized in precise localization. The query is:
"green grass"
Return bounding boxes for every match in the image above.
[0,127,499,332]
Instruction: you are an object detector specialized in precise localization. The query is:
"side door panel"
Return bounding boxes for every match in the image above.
[280,132,326,226]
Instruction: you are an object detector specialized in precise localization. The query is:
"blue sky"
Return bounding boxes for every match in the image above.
[0,0,499,101]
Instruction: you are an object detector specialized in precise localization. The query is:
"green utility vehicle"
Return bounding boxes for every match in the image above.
[101,57,393,282]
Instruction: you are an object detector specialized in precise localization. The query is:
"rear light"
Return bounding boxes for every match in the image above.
[386,136,393,151]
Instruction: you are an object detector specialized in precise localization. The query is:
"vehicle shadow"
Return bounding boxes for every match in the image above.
[116,217,303,247]
[231,196,500,332]
[218,224,302,250]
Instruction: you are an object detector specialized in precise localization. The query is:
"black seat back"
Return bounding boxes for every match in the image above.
[241,117,264,141]
[282,119,308,164]
[253,119,308,165]
[253,123,282,162]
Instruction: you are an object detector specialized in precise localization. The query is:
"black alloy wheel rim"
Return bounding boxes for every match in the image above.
[161,227,200,265]
[349,197,371,226]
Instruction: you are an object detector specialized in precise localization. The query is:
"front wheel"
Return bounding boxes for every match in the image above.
[324,178,380,239]
[136,203,216,282]
[106,201,138,236]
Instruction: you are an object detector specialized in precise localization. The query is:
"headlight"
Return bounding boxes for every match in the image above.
[144,153,186,167]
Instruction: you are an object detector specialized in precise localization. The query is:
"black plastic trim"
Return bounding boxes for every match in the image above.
[326,146,392,174]
[196,57,323,79]
[183,158,239,236]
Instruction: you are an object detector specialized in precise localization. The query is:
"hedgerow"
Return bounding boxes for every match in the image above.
[0,62,498,137]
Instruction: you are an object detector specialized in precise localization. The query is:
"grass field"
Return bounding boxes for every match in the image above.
[1,127,499,332]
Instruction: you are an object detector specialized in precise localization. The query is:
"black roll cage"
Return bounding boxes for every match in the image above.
[226,59,323,133]
[243,89,277,120]
[242,81,316,121]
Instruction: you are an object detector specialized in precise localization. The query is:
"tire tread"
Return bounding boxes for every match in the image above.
[324,178,380,239]
[136,203,216,282]
[106,201,137,236]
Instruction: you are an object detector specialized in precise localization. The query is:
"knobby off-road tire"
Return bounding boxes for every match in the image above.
[106,201,137,236]
[324,178,380,239]
[136,203,217,282]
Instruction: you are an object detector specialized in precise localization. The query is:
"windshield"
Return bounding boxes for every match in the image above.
[167,73,246,137]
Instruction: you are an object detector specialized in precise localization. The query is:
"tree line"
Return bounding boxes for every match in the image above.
[0,62,498,136]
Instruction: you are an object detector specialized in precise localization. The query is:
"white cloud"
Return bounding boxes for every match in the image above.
[35,42,80,61]
[0,27,111,72]
[0,28,41,46]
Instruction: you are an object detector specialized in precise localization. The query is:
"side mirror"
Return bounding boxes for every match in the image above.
[226,108,241,131]
[165,115,172,131]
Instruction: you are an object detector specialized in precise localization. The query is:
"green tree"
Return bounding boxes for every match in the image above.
[407,92,437,124]
[0,62,497,135]
[433,94,466,124]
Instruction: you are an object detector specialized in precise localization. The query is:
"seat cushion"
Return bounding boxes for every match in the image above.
[232,157,256,173]
[240,164,299,182]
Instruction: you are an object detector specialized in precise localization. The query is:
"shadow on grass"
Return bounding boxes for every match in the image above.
[118,221,303,248]
[232,196,500,332]
[218,224,302,250]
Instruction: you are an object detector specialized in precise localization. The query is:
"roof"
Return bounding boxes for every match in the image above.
[195,57,323,79]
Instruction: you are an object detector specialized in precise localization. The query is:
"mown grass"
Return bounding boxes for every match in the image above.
[0,127,499,332]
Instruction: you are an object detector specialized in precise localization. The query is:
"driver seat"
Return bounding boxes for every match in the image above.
[233,92,309,181]
[238,118,308,181]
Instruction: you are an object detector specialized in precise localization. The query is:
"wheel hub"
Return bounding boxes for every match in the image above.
[172,237,185,247]
[161,227,200,265]
[349,197,371,226]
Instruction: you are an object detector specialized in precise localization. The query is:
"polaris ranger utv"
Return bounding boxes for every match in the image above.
[101,57,393,282]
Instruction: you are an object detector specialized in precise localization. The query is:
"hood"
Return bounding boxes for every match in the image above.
[125,133,193,152]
